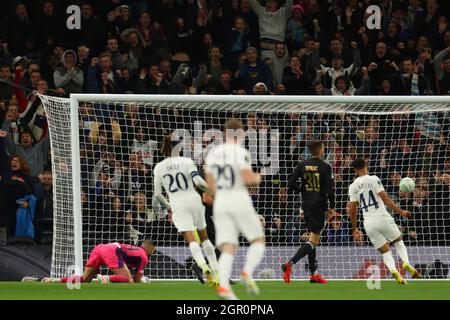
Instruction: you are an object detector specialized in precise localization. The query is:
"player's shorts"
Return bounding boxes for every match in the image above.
[172,203,207,233]
[213,194,264,247]
[364,216,401,249]
[85,244,125,270]
[303,209,327,234]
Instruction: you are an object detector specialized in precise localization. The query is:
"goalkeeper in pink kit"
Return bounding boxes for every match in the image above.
[42,240,155,283]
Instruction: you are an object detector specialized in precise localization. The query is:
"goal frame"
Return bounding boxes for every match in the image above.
[67,94,450,276]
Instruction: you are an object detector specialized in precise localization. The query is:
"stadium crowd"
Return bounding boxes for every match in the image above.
[0,0,449,248]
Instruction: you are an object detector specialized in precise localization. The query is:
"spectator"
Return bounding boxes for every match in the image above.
[136,65,164,94]
[136,11,167,53]
[286,4,306,51]
[238,47,273,93]
[34,171,53,244]
[313,41,361,90]
[130,127,159,168]
[120,28,148,74]
[73,3,107,56]
[6,3,34,56]
[1,154,34,237]
[282,55,311,95]
[2,104,21,143]
[214,70,235,94]
[0,65,13,102]
[1,127,50,178]
[250,0,292,63]
[107,5,133,38]
[267,42,289,87]
[0,38,12,67]
[36,0,62,49]
[87,53,121,93]
[53,50,84,95]
[106,37,127,70]
[331,67,370,96]
[434,47,450,95]
[224,16,251,72]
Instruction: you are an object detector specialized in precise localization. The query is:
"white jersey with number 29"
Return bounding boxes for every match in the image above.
[348,175,390,220]
[205,143,252,196]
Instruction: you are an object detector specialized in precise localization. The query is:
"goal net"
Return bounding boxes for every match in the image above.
[39,94,450,280]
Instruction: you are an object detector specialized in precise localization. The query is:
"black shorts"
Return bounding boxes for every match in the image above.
[303,209,327,235]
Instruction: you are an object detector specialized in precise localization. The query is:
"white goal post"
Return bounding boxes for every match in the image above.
[39,94,450,280]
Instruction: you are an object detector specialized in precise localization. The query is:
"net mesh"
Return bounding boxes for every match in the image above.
[40,95,450,280]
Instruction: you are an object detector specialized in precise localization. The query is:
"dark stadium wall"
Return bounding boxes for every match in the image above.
[0,244,51,281]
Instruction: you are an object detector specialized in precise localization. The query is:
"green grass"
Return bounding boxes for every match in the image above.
[0,281,450,300]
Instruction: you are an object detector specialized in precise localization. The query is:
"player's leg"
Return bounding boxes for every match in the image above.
[282,211,326,284]
[172,207,210,275]
[198,228,219,287]
[238,210,266,295]
[378,243,406,284]
[51,246,103,283]
[215,210,239,300]
[391,235,422,278]
[108,266,133,283]
[195,205,219,278]
[368,220,406,284]
[183,231,210,273]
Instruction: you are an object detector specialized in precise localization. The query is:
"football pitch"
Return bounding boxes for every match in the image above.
[0,281,449,300]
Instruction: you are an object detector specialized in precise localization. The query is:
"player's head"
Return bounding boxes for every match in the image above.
[225,119,245,143]
[352,158,368,176]
[141,240,156,257]
[308,140,324,158]
[161,133,182,157]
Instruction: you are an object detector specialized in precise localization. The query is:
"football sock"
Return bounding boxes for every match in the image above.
[109,275,131,283]
[219,252,234,289]
[202,239,219,274]
[382,251,398,273]
[308,247,317,275]
[243,242,266,276]
[394,240,410,265]
[290,241,315,265]
[189,241,208,271]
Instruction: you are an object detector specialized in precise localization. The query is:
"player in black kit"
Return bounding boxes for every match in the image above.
[281,141,335,284]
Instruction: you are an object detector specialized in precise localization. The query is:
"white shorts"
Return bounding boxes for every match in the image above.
[172,204,206,233]
[364,217,401,249]
[213,195,264,247]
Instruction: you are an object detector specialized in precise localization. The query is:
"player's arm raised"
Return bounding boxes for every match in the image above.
[378,191,411,218]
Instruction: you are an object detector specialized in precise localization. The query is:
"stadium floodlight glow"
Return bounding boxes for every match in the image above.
[40,94,450,280]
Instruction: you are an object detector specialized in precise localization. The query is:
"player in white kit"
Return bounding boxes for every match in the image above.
[205,119,266,300]
[347,158,421,284]
[153,135,219,288]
